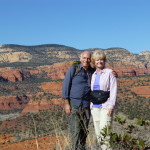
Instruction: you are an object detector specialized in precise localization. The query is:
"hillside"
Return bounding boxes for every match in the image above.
[0,44,79,67]
[0,44,150,69]
[0,44,150,149]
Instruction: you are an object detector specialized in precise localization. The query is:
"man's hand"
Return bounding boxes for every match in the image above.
[111,70,118,78]
[64,99,71,115]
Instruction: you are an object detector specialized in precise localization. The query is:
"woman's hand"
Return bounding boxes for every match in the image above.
[107,108,113,116]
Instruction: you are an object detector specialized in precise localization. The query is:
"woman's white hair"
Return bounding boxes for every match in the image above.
[91,50,106,64]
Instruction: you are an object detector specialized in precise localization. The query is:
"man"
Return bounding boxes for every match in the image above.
[62,51,94,150]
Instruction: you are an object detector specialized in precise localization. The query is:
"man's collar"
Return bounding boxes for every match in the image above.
[80,64,95,72]
[79,63,82,69]
[80,64,89,70]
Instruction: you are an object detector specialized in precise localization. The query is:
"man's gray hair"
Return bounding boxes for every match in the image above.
[80,51,91,59]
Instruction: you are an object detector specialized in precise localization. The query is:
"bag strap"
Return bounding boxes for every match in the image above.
[71,61,81,78]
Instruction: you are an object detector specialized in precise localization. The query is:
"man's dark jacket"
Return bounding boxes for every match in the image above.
[62,64,95,102]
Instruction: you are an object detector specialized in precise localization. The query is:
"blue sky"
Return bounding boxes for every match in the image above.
[0,0,150,54]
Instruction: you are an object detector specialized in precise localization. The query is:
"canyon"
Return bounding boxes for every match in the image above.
[0,61,150,112]
[0,44,149,150]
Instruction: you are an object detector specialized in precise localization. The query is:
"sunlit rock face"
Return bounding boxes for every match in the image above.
[0,52,32,63]
[0,44,149,114]
[0,68,31,82]
[0,95,29,111]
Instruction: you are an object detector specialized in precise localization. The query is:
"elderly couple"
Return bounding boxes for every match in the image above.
[62,50,117,150]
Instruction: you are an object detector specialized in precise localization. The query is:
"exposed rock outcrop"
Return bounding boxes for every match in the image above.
[21,98,64,115]
[139,50,150,56]
[0,52,32,63]
[39,82,63,96]
[0,95,29,111]
[0,44,149,70]
[35,62,150,79]
[0,68,31,82]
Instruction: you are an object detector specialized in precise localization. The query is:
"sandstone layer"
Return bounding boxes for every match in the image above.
[0,95,29,111]
[0,52,32,63]
[0,68,31,82]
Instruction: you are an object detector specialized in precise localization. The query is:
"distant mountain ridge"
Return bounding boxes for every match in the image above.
[0,44,150,69]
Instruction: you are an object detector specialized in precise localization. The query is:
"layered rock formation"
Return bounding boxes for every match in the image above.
[35,61,73,80]
[0,68,31,82]
[21,98,64,115]
[0,60,149,113]
[0,95,29,111]
[0,52,32,63]
[0,61,149,83]
[21,82,63,114]
[0,44,80,66]
[33,61,150,79]
[39,82,63,96]
[0,44,149,70]
[0,44,149,113]
[0,44,149,149]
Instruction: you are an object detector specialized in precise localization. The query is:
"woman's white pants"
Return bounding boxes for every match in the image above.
[91,107,112,150]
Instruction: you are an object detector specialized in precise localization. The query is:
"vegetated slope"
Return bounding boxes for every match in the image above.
[0,44,150,149]
[0,75,149,132]
[0,44,150,69]
[0,44,79,67]
[116,75,150,120]
[0,75,150,149]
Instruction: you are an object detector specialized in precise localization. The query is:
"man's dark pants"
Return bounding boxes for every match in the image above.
[69,102,90,150]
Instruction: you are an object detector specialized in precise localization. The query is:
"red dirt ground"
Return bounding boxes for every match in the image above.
[0,134,69,150]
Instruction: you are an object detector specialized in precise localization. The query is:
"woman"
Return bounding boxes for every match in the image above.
[90,50,117,150]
